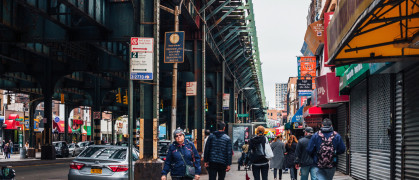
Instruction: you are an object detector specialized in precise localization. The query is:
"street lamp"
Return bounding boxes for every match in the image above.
[237,87,255,123]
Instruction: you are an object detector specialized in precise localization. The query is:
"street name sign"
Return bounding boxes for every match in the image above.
[164,31,184,63]
[130,37,154,80]
[237,114,249,118]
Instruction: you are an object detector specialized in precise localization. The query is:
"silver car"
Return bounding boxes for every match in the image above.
[68,143,83,157]
[68,145,139,180]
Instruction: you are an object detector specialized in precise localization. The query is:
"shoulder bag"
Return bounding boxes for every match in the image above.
[177,147,195,179]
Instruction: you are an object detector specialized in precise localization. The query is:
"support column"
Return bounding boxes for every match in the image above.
[29,99,37,148]
[41,59,55,160]
[222,62,225,122]
[194,39,203,151]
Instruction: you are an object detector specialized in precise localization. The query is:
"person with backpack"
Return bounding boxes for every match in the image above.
[245,126,270,180]
[3,143,10,159]
[161,128,201,180]
[295,127,317,180]
[307,118,346,180]
[203,121,232,180]
[270,134,286,180]
[284,135,298,180]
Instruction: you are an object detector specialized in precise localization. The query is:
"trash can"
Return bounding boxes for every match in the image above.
[27,148,35,158]
[20,148,26,159]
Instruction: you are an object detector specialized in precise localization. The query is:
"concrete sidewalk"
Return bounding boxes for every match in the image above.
[0,152,74,167]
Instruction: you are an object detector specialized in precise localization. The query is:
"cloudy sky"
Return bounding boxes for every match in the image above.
[253,0,311,108]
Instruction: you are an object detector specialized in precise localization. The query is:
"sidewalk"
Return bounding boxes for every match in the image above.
[0,152,74,167]
[196,151,353,180]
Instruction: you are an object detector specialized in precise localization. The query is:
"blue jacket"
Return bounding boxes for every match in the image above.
[306,126,346,167]
[162,139,201,177]
[203,131,232,166]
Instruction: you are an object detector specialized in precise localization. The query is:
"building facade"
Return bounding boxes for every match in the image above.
[275,83,287,110]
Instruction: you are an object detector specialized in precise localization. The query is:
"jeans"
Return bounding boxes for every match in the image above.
[171,177,193,180]
[273,168,282,179]
[252,164,269,180]
[300,166,318,180]
[208,162,227,180]
[10,147,12,154]
[289,167,298,179]
[314,167,336,180]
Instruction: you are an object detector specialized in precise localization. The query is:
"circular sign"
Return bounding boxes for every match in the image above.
[54,116,60,123]
[169,34,180,44]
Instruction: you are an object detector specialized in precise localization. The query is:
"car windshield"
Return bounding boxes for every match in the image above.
[53,143,62,148]
[68,144,74,148]
[78,147,127,160]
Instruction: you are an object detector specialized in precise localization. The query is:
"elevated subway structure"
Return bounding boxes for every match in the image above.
[0,0,265,160]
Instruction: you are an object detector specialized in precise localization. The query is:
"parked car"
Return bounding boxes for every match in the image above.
[77,141,94,151]
[53,141,70,158]
[158,140,171,161]
[68,145,139,180]
[68,143,83,157]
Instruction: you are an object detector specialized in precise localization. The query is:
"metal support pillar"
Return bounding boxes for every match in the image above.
[171,5,180,141]
[92,77,101,145]
[41,59,55,160]
[199,9,206,152]
[217,72,222,122]
[29,99,37,148]
[222,62,225,122]
[194,39,203,151]
[64,105,69,143]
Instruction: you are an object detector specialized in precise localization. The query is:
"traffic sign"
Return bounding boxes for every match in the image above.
[54,116,60,123]
[130,37,154,80]
[186,82,197,96]
[164,31,184,63]
[237,114,249,118]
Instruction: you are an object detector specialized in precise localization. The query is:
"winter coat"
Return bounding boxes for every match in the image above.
[203,131,232,166]
[306,126,346,168]
[295,135,315,167]
[284,142,297,168]
[270,141,286,169]
[3,145,10,153]
[246,135,269,165]
[161,139,201,177]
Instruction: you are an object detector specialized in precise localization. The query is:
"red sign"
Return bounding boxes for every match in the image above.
[186,82,197,96]
[316,72,349,105]
[299,56,316,89]
[324,12,334,66]
[304,115,323,129]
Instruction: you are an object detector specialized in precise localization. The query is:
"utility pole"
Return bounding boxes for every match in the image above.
[171,4,181,141]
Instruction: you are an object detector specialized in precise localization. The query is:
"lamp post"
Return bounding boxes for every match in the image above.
[237,87,254,123]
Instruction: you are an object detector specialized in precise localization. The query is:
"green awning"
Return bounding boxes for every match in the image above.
[83,126,91,136]
[339,63,369,94]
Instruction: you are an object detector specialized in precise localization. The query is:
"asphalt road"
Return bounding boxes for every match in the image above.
[14,161,71,180]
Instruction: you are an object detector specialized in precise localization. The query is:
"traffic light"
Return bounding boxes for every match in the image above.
[205,98,208,112]
[160,100,163,112]
[115,88,122,103]
[123,90,128,105]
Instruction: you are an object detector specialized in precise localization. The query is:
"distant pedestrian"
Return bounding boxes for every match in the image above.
[270,135,286,180]
[204,121,232,180]
[295,127,317,180]
[202,129,211,161]
[246,126,269,180]
[25,141,29,150]
[238,140,249,171]
[3,143,10,159]
[9,140,13,154]
[307,118,346,180]
[161,128,201,180]
[284,135,298,180]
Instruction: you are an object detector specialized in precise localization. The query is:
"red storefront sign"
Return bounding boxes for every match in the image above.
[4,114,19,130]
[324,12,334,67]
[316,72,349,106]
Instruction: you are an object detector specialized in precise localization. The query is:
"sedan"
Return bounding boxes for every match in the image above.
[68,143,83,157]
[68,145,139,180]
[53,141,70,158]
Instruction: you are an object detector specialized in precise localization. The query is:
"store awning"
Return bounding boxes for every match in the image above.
[291,106,304,123]
[316,72,349,106]
[303,106,336,118]
[4,120,19,130]
[327,0,419,66]
[339,63,370,94]
[54,121,72,134]
[83,126,91,136]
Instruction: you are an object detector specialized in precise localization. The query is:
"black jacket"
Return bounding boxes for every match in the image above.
[246,135,269,165]
[295,135,315,167]
[204,131,232,166]
[284,142,297,168]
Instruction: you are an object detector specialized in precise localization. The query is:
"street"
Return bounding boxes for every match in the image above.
[14,162,70,180]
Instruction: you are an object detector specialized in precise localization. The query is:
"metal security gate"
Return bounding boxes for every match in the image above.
[337,103,348,174]
[350,80,368,180]
[368,74,391,180]
[403,65,419,179]
[395,73,403,180]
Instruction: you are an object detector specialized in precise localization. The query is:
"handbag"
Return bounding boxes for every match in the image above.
[178,147,195,179]
[264,137,274,159]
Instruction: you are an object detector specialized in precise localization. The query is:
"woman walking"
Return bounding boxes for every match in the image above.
[246,126,270,180]
[3,143,10,159]
[284,135,299,180]
[270,135,286,180]
[161,128,201,180]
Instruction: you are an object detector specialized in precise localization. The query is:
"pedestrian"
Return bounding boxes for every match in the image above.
[3,143,10,159]
[295,127,317,180]
[270,134,286,180]
[238,140,249,171]
[245,126,269,180]
[201,129,211,161]
[161,128,201,180]
[9,140,13,154]
[204,121,232,180]
[284,135,298,180]
[307,118,346,180]
[25,141,29,150]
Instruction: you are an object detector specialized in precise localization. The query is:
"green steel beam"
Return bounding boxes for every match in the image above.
[199,0,217,14]
[217,26,240,46]
[208,7,238,32]
[213,22,236,39]
[206,0,231,21]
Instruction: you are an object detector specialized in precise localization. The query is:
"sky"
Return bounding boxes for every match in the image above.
[253,0,312,109]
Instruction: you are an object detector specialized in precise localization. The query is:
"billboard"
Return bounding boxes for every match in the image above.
[299,56,316,79]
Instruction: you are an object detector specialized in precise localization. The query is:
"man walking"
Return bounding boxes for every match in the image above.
[9,140,13,154]
[295,127,317,180]
[204,121,232,180]
[307,118,346,180]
